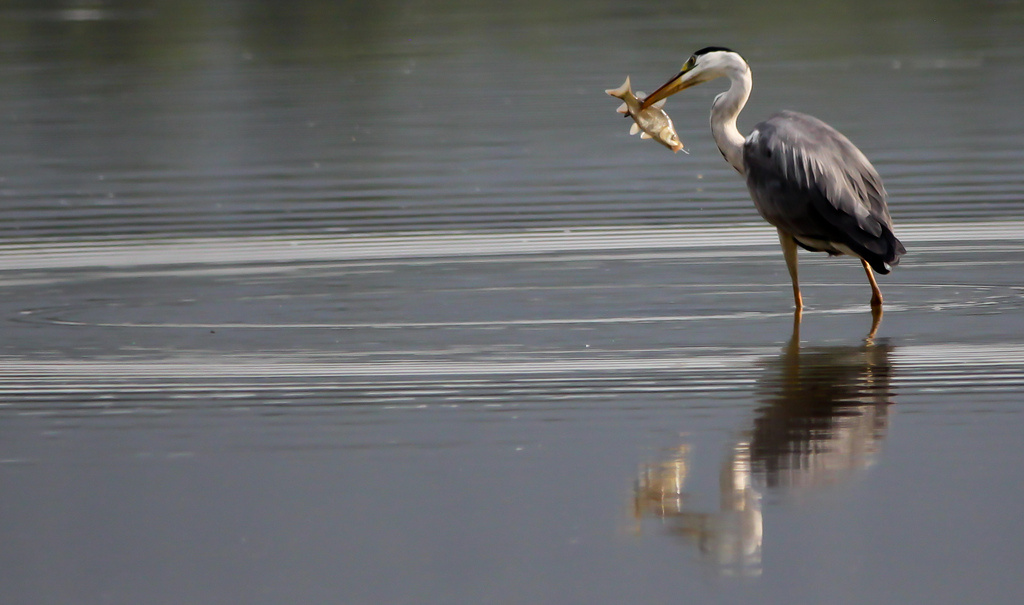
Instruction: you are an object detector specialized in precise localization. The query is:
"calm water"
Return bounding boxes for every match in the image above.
[2,1,1024,604]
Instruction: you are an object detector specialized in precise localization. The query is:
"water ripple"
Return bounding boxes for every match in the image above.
[0,220,1022,270]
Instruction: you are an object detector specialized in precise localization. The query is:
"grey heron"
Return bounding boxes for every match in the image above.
[641,47,905,313]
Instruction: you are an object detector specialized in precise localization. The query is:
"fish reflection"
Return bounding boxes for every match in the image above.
[633,317,894,575]
[633,440,763,576]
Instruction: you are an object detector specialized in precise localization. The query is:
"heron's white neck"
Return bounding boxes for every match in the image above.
[710,66,752,175]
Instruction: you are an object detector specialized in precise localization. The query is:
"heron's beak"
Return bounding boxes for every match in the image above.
[640,67,697,110]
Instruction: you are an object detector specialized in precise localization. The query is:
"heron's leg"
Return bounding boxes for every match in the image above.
[861,259,883,308]
[777,229,803,310]
[867,305,883,342]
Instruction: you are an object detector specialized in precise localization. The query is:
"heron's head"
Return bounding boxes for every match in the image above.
[641,47,748,109]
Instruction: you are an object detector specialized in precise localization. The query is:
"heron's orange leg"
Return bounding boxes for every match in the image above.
[861,259,883,308]
[867,305,883,341]
[777,229,803,310]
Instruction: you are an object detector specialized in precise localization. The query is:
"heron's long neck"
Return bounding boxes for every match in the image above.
[711,68,752,175]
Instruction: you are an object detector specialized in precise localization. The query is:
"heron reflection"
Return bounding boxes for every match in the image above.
[633,318,894,574]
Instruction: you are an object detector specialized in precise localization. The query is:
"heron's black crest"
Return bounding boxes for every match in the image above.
[693,46,736,57]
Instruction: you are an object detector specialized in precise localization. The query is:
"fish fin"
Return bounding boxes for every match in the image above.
[629,123,640,135]
[604,75,631,98]
[652,99,667,109]
[616,102,628,114]
[640,132,652,140]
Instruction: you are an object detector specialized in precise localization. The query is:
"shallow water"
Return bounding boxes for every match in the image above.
[2,2,1024,604]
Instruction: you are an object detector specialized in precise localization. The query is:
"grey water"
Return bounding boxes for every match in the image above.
[2,1,1024,603]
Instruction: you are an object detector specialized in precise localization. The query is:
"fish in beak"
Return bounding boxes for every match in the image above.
[605,76,685,153]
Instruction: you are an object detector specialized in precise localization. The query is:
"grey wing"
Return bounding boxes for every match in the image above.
[743,110,905,272]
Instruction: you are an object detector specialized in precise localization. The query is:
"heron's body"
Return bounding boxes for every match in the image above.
[641,48,905,312]
[745,111,903,275]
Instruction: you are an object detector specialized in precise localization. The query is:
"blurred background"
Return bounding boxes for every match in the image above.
[0,0,1022,239]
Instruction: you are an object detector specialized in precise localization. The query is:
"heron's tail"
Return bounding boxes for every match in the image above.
[866,230,905,274]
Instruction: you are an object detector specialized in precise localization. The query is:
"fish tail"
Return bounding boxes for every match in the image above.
[604,75,632,99]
